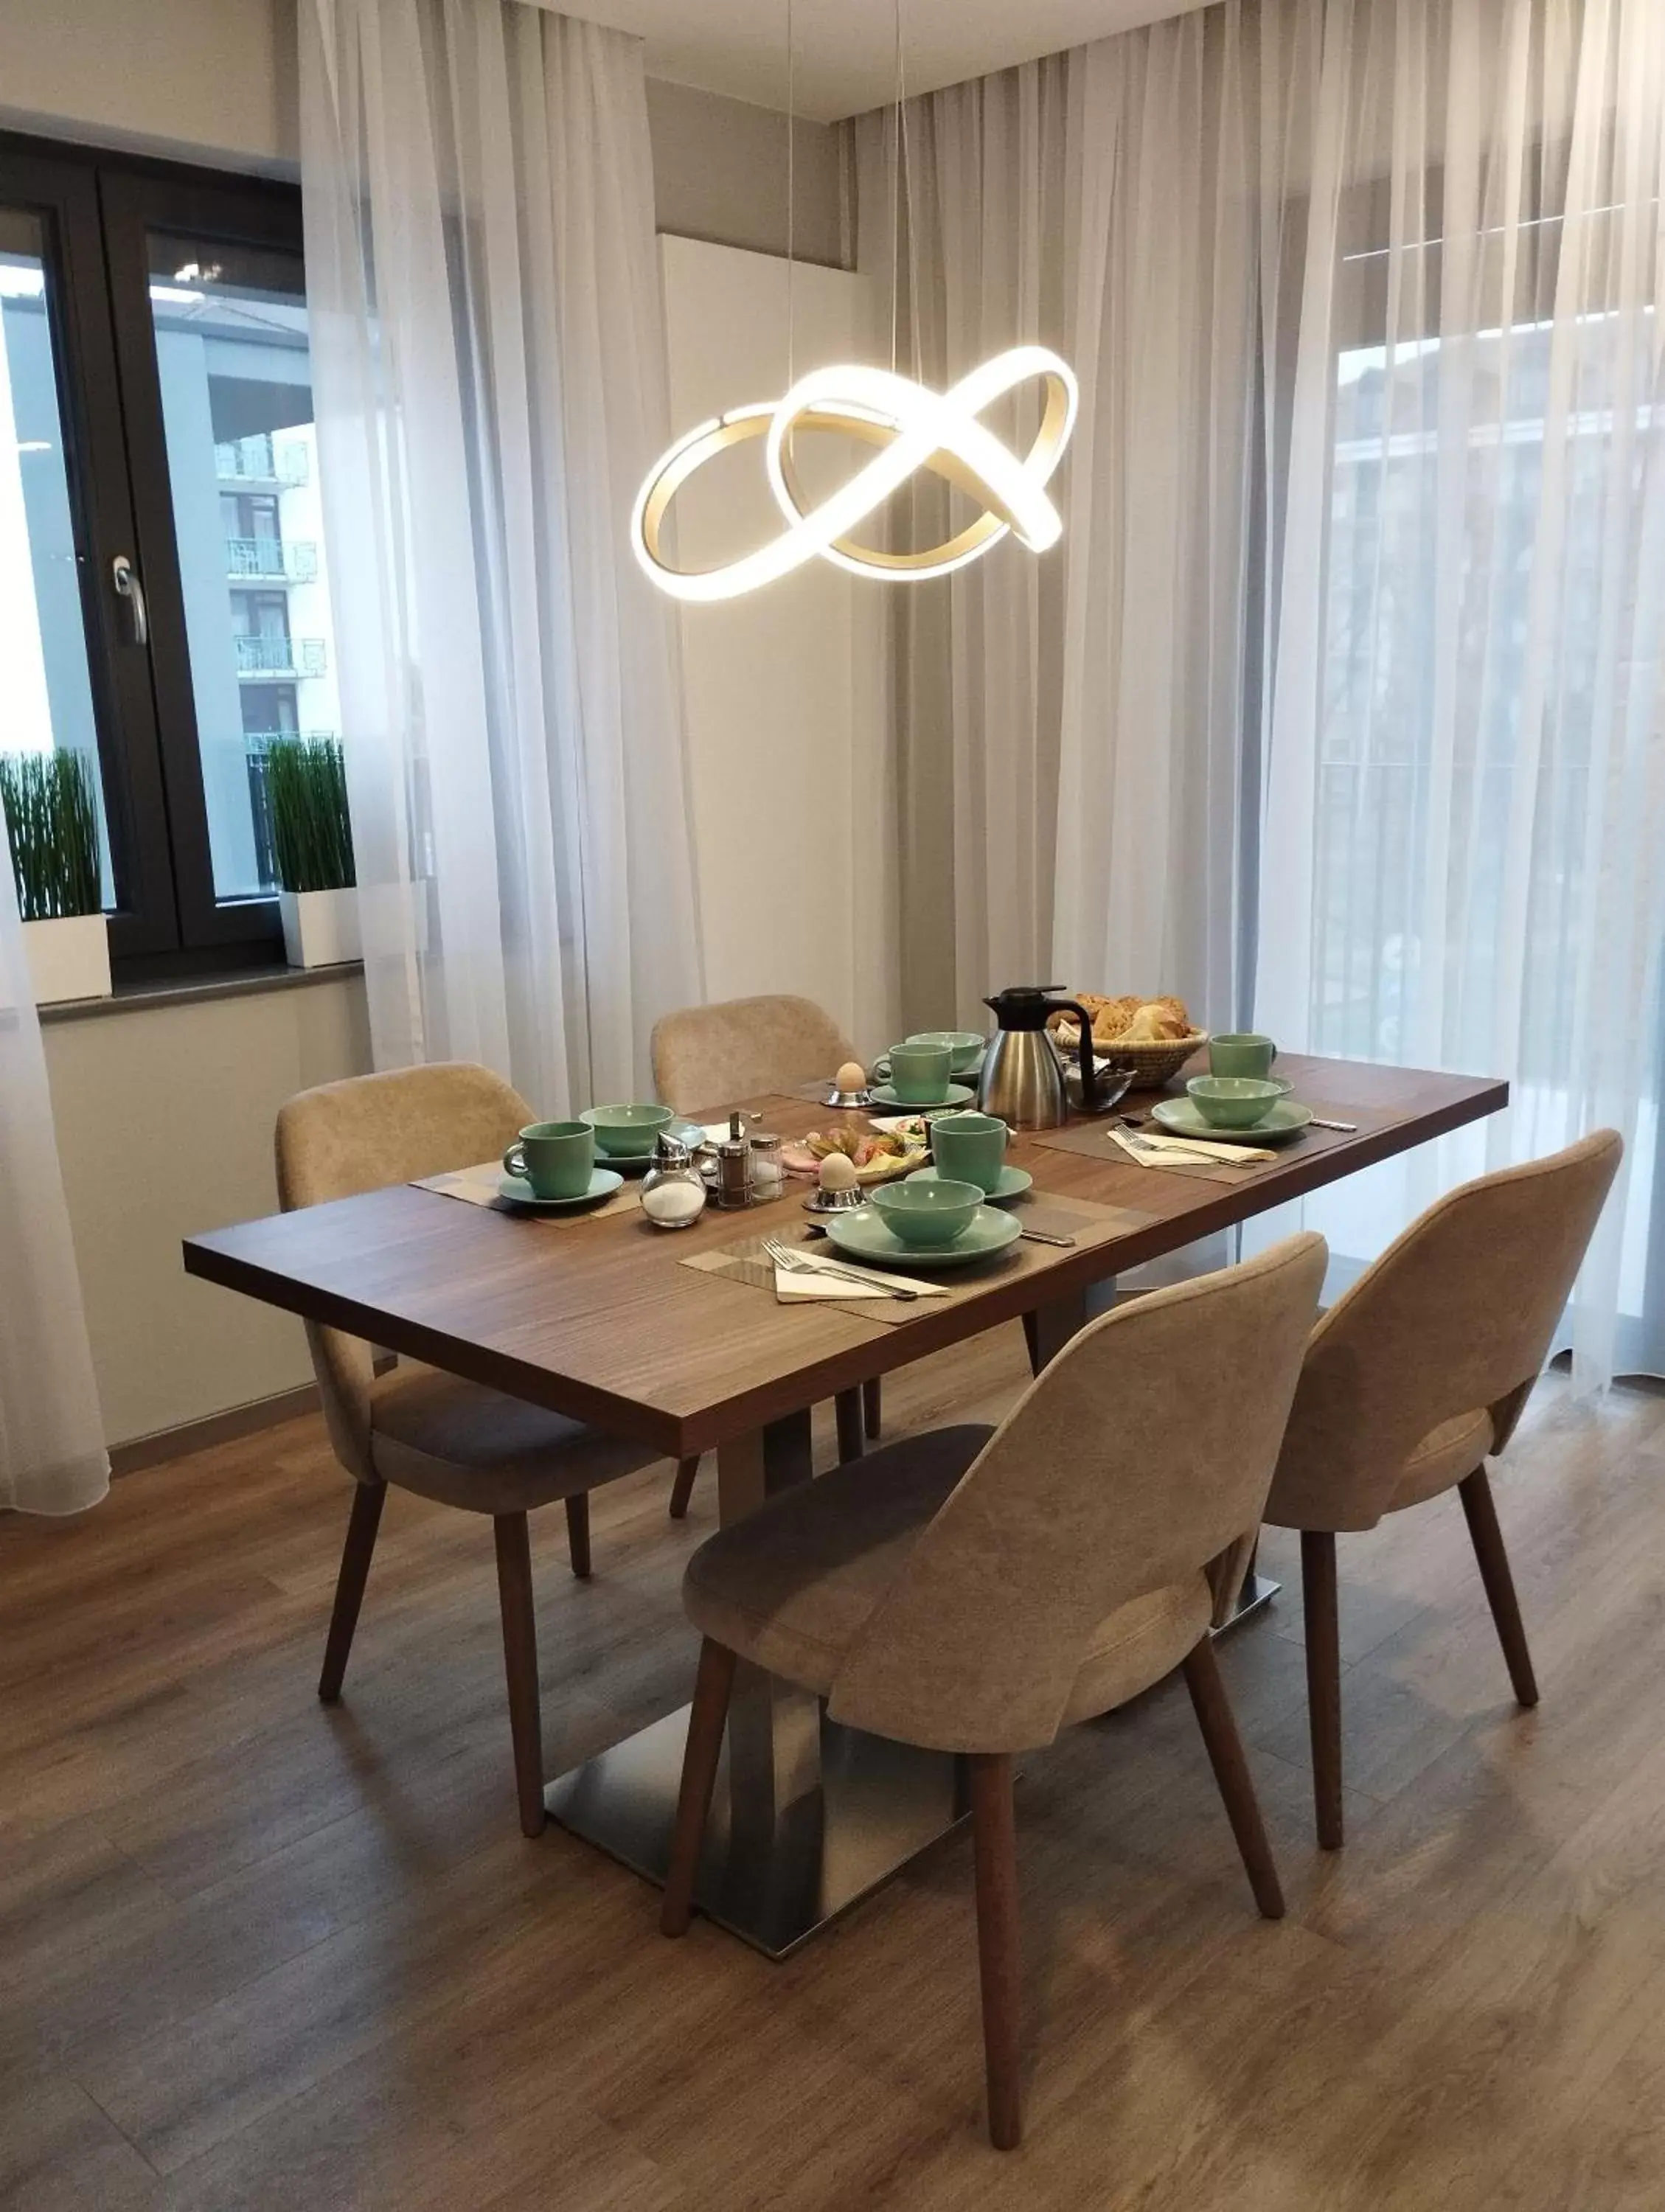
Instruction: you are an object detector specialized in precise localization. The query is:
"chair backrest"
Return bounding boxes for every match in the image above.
[826,1231,1328,1753]
[650,995,857,1115]
[274,1062,532,1478]
[1266,1129,1622,1534]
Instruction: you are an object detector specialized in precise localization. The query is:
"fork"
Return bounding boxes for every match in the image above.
[762,1236,920,1301]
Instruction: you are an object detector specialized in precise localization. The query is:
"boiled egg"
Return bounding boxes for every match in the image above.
[818,1152,860,1192]
[834,1060,867,1094]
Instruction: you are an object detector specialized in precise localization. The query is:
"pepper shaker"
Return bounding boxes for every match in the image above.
[715,1111,753,1210]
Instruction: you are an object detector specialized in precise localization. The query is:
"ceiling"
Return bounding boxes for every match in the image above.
[565,0,1217,123]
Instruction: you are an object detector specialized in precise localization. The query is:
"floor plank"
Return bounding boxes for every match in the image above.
[1,1333,1662,2205]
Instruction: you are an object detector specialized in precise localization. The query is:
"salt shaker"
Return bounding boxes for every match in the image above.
[640,1133,708,1230]
[748,1131,785,1201]
[715,1110,753,1210]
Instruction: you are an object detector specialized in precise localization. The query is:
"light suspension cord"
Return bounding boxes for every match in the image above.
[786,0,796,397]
[897,0,917,381]
[889,0,903,372]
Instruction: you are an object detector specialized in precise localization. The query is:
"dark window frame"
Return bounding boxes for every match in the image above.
[0,128,309,979]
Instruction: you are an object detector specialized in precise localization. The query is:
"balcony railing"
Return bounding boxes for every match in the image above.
[235,635,327,677]
[226,536,319,582]
[215,434,310,486]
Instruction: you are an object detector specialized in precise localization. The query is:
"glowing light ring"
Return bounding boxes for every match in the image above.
[631,346,1078,602]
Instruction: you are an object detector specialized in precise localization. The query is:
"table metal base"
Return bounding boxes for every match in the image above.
[549,1568,1279,1958]
[547,1698,967,1959]
[1219,1568,1281,1630]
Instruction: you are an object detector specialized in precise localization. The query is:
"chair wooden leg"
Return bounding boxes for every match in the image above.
[493,1512,546,1838]
[835,1388,866,1464]
[318,1480,386,1703]
[862,1376,882,1439]
[661,1638,737,1935]
[1181,1636,1285,1919]
[1459,1468,1540,1708]
[1301,1529,1344,1850]
[968,1751,1023,2151]
[668,1457,701,1520]
[563,1492,591,1580]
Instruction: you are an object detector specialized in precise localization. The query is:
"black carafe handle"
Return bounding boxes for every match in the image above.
[1054,1000,1099,1114]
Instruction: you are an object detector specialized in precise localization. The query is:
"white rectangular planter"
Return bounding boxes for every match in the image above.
[21,914,112,1006]
[279,886,361,970]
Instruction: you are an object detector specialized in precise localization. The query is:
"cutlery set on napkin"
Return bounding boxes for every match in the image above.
[762,1236,948,1302]
[1107,1125,1282,1169]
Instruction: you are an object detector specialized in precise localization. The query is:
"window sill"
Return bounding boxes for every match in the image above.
[37,959,364,1024]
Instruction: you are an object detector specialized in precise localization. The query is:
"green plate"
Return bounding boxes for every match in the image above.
[825,1201,1023,1269]
[1150,1096,1313,1144]
[906,1163,1033,1203]
[866,1081,976,1113]
[497,1166,625,1209]
[591,1116,706,1169]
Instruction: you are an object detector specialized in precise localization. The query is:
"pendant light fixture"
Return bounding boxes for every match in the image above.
[630,0,1078,603]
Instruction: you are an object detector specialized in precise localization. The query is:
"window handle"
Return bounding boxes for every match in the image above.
[112,554,149,646]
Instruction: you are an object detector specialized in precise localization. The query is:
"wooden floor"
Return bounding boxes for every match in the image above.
[4,1332,1664,2211]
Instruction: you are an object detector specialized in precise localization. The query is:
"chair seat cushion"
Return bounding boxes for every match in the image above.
[1388,1407,1494,1512]
[369,1363,650,1514]
[683,1423,1211,1727]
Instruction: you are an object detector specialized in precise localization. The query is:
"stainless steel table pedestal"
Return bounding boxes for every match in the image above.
[547,1701,967,1960]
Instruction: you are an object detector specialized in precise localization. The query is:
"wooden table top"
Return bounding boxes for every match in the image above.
[183,1055,1506,1460]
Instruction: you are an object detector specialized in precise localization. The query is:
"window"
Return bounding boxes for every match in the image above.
[0,132,340,975]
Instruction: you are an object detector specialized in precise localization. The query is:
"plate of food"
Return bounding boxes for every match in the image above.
[779,1123,929,1186]
[1047,994,1208,1090]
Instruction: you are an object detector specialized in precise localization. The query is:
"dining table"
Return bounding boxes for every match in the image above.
[183,1051,1506,1956]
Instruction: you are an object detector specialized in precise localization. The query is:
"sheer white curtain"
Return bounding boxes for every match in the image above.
[0,838,108,1515]
[872,0,1665,1380]
[1255,0,1665,1385]
[857,18,1310,1029]
[299,0,701,1113]
[855,67,1076,1030]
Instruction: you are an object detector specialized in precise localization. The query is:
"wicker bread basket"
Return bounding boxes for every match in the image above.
[1094,1029,1210,1089]
[1050,1020,1210,1092]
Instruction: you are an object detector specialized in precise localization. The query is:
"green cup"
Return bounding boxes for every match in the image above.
[887,1040,953,1104]
[1209,1032,1278,1080]
[503,1119,594,1200]
[907,1029,984,1075]
[929,1110,1008,1193]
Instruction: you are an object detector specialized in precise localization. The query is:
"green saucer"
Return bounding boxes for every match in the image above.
[825,1202,1022,1269]
[591,1117,706,1170]
[907,1163,1033,1203]
[866,1081,976,1113]
[498,1166,625,1209]
[1150,1096,1313,1144]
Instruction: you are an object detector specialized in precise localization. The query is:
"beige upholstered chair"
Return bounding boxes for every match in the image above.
[1265,1129,1622,1850]
[661,1231,1328,2149]
[651,993,857,1118]
[651,993,877,1501]
[277,1062,659,1837]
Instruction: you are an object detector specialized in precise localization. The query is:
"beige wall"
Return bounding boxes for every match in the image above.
[0,0,302,174]
[661,235,887,1049]
[0,0,849,262]
[42,978,372,1448]
[645,78,847,267]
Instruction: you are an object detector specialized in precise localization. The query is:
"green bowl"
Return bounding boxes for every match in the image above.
[907,1029,985,1074]
[1184,1076,1287,1130]
[582,1102,675,1156]
[868,1176,984,1248]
